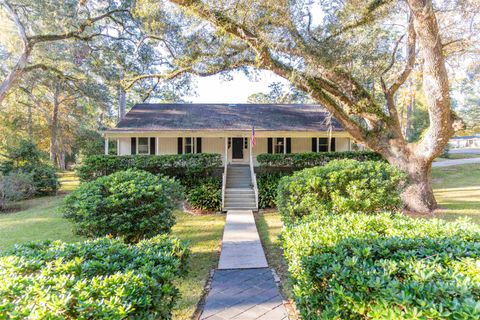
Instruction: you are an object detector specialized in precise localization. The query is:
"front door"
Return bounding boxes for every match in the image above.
[232,138,244,159]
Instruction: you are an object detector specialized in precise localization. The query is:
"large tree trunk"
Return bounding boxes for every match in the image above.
[395,156,437,213]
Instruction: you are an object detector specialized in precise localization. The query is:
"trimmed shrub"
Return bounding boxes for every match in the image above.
[76,153,222,185]
[0,172,36,210]
[257,151,382,168]
[19,164,59,194]
[63,170,184,243]
[257,172,288,209]
[282,213,480,319]
[0,235,189,319]
[186,177,222,211]
[276,159,406,224]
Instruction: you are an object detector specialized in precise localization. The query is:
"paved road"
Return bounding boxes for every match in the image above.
[433,157,480,167]
[200,210,289,320]
[449,148,480,154]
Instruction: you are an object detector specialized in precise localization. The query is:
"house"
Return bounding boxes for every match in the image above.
[103,103,354,211]
[449,135,480,149]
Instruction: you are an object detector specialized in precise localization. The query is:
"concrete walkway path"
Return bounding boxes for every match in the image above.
[200,210,289,320]
[433,157,480,167]
[218,210,268,269]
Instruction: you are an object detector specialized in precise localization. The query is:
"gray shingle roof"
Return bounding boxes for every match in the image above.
[112,103,344,132]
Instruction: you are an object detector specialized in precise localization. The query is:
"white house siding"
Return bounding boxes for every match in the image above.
[158,137,177,155]
[336,138,350,152]
[118,138,131,155]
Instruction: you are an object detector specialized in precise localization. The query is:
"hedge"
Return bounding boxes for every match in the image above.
[76,153,222,185]
[257,172,289,209]
[256,151,382,168]
[0,235,189,319]
[64,170,184,243]
[276,159,406,224]
[282,213,480,319]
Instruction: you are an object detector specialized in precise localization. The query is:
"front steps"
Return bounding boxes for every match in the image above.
[224,165,258,211]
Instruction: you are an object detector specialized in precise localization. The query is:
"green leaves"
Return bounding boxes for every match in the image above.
[186,177,222,211]
[63,169,184,244]
[282,213,480,320]
[0,235,188,319]
[276,159,406,225]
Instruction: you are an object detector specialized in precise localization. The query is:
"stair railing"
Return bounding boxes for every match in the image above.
[221,139,228,211]
[249,140,259,210]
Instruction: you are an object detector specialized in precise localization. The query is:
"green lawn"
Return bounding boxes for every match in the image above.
[433,163,480,223]
[172,212,225,319]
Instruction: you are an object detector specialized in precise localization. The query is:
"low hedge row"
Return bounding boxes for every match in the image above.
[186,177,222,212]
[64,170,184,243]
[257,173,289,209]
[256,151,382,168]
[276,160,406,224]
[76,153,222,185]
[0,235,189,319]
[282,213,480,319]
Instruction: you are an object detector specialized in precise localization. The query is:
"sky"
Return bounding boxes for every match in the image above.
[186,69,290,103]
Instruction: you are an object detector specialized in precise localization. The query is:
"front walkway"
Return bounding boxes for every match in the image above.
[200,210,289,320]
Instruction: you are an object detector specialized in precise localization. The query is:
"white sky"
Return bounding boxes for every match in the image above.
[186,70,290,103]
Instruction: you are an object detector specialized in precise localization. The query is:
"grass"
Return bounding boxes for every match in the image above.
[255,211,291,298]
[433,163,480,224]
[435,153,480,161]
[172,212,225,319]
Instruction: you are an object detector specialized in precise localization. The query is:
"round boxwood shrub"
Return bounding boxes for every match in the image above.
[0,235,189,319]
[186,177,222,211]
[63,169,184,243]
[276,159,406,224]
[282,213,480,319]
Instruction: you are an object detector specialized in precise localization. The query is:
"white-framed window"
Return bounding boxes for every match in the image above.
[185,137,194,154]
[275,137,285,154]
[138,137,149,154]
[318,138,328,152]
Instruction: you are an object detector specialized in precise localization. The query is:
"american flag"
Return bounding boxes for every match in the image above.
[251,126,256,147]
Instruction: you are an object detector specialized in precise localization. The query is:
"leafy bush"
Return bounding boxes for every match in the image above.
[187,177,222,211]
[64,170,184,243]
[0,140,58,195]
[77,154,222,185]
[257,151,382,168]
[282,213,480,319]
[257,172,288,208]
[0,172,36,210]
[0,235,189,319]
[276,160,406,224]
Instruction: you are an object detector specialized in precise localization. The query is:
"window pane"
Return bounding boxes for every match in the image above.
[138,138,149,154]
[185,137,193,154]
[275,138,284,154]
[318,138,328,152]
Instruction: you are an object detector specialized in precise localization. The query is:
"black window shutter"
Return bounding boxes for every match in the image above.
[196,137,202,153]
[267,138,273,154]
[331,138,336,152]
[131,137,137,155]
[177,137,183,154]
[286,138,291,154]
[311,138,317,152]
[150,137,156,155]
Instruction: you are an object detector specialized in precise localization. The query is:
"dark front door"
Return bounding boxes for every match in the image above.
[232,138,244,159]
